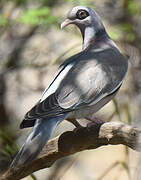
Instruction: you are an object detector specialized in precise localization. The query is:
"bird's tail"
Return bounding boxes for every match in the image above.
[10,114,67,167]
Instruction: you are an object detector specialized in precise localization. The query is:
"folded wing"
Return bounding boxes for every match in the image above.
[21,47,128,129]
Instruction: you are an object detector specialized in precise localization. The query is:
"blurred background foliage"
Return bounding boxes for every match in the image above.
[0,0,141,179]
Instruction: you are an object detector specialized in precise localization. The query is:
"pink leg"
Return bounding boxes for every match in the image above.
[86,115,104,125]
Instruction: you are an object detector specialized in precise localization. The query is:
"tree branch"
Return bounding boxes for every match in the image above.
[1,121,141,180]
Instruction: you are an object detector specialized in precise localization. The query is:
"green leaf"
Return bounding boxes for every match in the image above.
[109,29,121,40]
[20,7,58,25]
[6,144,15,155]
[120,23,132,32]
[66,0,92,6]
[0,129,19,151]
[0,15,8,26]
[128,1,141,15]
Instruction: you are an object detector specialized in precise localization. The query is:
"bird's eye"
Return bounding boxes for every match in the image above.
[76,10,89,20]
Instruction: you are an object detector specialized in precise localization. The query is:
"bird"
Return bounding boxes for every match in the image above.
[11,6,128,167]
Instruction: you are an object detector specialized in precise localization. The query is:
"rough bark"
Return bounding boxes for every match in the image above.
[1,121,141,180]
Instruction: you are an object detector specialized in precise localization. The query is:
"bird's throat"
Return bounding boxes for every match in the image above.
[82,26,108,50]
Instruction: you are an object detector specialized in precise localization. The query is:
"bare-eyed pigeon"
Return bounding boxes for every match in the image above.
[11,6,128,167]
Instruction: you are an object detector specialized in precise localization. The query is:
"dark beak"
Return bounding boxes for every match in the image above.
[61,19,73,29]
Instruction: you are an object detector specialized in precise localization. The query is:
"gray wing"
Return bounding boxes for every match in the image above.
[21,47,128,128]
[57,47,128,109]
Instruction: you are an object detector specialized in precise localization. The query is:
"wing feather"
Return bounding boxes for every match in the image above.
[20,47,128,129]
[57,48,128,109]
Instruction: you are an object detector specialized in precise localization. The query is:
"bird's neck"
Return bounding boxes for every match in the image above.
[82,26,109,50]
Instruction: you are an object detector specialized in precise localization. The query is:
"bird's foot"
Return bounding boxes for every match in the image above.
[66,118,83,128]
[66,118,84,133]
[73,125,84,133]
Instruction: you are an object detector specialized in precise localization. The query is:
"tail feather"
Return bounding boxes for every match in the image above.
[10,114,67,167]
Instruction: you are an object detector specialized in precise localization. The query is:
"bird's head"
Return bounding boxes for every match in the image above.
[61,6,108,49]
[61,6,105,34]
